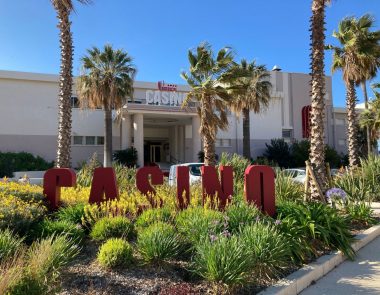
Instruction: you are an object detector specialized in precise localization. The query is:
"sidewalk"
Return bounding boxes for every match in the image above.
[301,205,380,295]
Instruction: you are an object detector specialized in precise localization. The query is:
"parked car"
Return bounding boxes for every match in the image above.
[168,163,204,186]
[283,168,307,184]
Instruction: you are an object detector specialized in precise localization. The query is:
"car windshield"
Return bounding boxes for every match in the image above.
[189,164,203,176]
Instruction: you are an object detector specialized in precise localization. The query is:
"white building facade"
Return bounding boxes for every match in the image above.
[0,70,346,167]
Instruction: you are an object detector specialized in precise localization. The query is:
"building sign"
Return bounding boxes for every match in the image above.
[145,81,186,106]
[158,81,177,92]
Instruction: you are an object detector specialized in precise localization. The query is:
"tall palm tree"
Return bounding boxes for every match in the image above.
[227,60,272,159]
[181,42,236,166]
[51,0,91,168]
[347,15,380,155]
[77,45,136,167]
[328,15,380,167]
[309,0,331,201]
[360,83,380,147]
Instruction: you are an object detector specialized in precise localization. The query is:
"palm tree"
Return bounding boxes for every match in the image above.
[328,15,380,167]
[360,83,380,147]
[181,42,236,166]
[228,60,272,159]
[51,0,91,168]
[309,0,331,201]
[348,15,380,155]
[77,45,136,167]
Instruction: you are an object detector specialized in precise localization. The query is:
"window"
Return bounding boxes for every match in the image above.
[215,139,223,147]
[71,96,80,108]
[335,118,345,126]
[338,139,346,146]
[85,136,96,145]
[73,136,83,145]
[282,129,293,138]
[96,136,104,145]
[223,139,232,147]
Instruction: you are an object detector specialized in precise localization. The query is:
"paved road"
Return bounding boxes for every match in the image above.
[301,236,380,295]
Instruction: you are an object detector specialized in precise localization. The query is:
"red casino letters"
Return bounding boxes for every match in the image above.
[43,165,276,216]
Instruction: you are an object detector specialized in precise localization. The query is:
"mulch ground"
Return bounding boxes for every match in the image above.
[58,219,379,295]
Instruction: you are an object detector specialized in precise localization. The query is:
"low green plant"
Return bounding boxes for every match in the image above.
[55,203,85,224]
[175,207,224,246]
[345,201,377,226]
[8,235,80,295]
[334,170,372,202]
[225,201,261,233]
[275,170,304,202]
[192,235,251,286]
[137,222,186,263]
[0,193,46,236]
[240,222,291,280]
[0,229,24,262]
[97,238,133,269]
[278,201,355,261]
[35,219,85,242]
[135,207,173,229]
[90,216,134,241]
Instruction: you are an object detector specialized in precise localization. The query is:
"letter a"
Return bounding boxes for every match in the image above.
[89,168,119,204]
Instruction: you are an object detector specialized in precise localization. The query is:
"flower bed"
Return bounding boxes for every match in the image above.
[0,157,379,294]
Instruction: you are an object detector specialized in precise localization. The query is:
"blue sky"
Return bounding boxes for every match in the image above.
[0,0,379,107]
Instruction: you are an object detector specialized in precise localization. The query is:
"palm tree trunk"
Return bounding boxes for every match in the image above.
[361,81,372,155]
[309,0,328,201]
[346,80,360,167]
[54,4,73,168]
[201,95,216,166]
[242,107,251,159]
[104,108,113,167]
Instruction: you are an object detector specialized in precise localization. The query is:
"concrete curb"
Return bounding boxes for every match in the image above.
[258,224,380,295]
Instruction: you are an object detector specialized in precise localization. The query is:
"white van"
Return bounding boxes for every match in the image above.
[168,163,204,186]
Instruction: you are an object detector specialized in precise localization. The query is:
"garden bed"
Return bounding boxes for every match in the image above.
[1,155,380,295]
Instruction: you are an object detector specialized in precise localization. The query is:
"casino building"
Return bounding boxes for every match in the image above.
[0,69,349,167]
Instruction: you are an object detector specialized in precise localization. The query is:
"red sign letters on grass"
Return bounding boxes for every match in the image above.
[43,165,276,216]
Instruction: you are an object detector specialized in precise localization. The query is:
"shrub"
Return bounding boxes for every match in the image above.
[275,170,304,202]
[55,203,85,224]
[0,181,45,203]
[240,222,291,280]
[264,139,291,168]
[97,238,133,269]
[135,207,173,229]
[219,152,250,184]
[35,219,85,242]
[0,151,54,178]
[225,201,261,233]
[345,201,377,226]
[90,216,134,241]
[76,153,102,187]
[192,235,251,286]
[137,222,185,263]
[0,192,46,236]
[113,147,138,167]
[334,170,373,202]
[277,201,355,261]
[8,235,79,295]
[0,229,24,262]
[175,207,224,246]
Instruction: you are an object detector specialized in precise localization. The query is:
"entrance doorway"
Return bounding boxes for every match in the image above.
[150,145,161,163]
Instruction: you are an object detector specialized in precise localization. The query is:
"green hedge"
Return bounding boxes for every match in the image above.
[0,152,54,178]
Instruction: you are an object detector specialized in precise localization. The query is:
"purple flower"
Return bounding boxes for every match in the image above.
[222,230,231,238]
[210,235,218,242]
[275,220,282,225]
[326,188,347,201]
